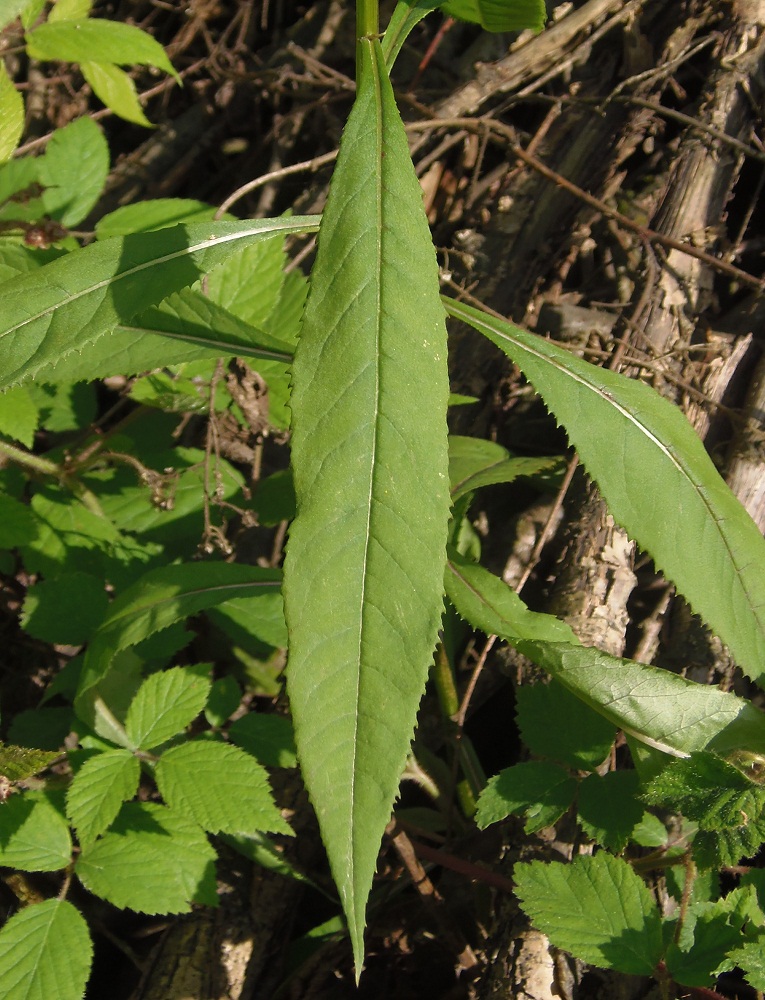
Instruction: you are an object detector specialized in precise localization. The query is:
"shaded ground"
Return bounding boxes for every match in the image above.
[2,1,765,998]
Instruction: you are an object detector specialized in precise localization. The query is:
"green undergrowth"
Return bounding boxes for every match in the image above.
[0,1,764,997]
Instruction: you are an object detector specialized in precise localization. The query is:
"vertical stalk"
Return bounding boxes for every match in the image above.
[356,0,379,39]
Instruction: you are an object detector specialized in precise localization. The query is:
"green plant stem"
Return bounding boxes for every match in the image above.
[356,0,379,39]
[0,438,60,476]
[431,642,460,718]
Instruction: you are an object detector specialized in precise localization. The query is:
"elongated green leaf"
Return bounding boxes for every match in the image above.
[446,298,765,684]
[0,899,92,1000]
[0,217,318,389]
[383,0,442,68]
[519,641,765,759]
[66,749,140,846]
[442,0,546,31]
[75,563,282,740]
[446,548,577,643]
[26,19,180,80]
[448,434,561,499]
[514,853,663,975]
[0,0,37,31]
[284,38,450,968]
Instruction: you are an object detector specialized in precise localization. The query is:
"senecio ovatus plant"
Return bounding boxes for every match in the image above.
[1,0,765,996]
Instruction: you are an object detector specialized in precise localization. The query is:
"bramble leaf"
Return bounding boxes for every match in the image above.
[76,563,282,741]
[448,435,562,500]
[66,749,140,846]
[515,681,616,771]
[578,771,643,852]
[514,852,664,975]
[125,667,212,750]
[476,760,576,832]
[26,18,180,80]
[81,61,152,126]
[0,899,92,1000]
[156,740,292,835]
[0,793,72,871]
[76,802,217,913]
[0,62,23,162]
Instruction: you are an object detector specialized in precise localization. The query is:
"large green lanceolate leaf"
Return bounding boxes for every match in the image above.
[519,641,765,759]
[75,563,283,743]
[442,0,546,32]
[0,217,318,389]
[284,38,450,969]
[445,298,765,684]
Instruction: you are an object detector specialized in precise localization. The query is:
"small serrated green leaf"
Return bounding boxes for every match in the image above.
[26,19,180,80]
[205,676,242,727]
[0,493,38,548]
[125,667,211,750]
[0,898,92,1000]
[643,752,765,830]
[0,743,59,782]
[727,939,765,991]
[66,749,139,846]
[48,0,91,21]
[476,760,576,832]
[81,61,152,127]
[156,739,291,835]
[39,117,109,226]
[0,384,39,446]
[76,802,218,913]
[666,887,764,987]
[0,793,72,871]
[514,853,663,975]
[78,564,282,739]
[578,771,643,852]
[0,62,23,163]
